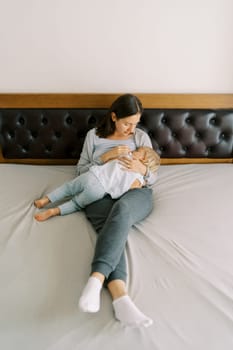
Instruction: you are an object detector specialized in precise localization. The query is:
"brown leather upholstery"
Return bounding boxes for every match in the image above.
[0,108,232,159]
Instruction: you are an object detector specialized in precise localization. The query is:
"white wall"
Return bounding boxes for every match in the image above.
[0,0,232,93]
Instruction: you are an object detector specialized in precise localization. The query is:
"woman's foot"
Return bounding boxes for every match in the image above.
[34,196,50,209]
[79,276,103,313]
[34,208,60,221]
[113,295,153,328]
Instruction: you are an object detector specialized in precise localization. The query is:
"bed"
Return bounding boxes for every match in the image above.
[0,93,232,350]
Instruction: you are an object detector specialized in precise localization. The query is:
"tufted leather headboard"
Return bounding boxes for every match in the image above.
[0,93,232,164]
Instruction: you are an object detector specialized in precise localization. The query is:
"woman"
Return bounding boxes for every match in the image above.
[77,94,156,328]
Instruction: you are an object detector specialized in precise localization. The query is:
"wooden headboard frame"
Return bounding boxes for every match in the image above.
[0,93,232,165]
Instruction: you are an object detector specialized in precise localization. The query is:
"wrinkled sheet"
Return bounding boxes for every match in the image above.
[0,163,233,350]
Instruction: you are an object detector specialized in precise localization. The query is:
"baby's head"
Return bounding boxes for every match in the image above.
[133,146,160,172]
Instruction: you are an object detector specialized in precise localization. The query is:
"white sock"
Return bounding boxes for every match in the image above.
[78,276,102,313]
[113,295,153,328]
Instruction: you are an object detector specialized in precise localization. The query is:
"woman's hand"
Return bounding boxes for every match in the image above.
[100,145,131,163]
[118,156,147,176]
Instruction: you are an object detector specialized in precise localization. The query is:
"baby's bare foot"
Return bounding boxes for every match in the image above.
[34,208,60,221]
[34,197,50,209]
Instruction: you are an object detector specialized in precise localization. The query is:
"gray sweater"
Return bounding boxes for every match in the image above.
[76,128,157,186]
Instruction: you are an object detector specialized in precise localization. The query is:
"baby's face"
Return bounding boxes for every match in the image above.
[132,148,146,161]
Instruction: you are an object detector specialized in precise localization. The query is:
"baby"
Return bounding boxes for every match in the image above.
[34,146,160,221]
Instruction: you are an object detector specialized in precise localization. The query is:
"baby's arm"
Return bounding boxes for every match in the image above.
[130,179,144,189]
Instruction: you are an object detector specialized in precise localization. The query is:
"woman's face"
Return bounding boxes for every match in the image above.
[112,112,141,137]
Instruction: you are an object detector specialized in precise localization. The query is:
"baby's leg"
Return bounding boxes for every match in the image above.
[34,196,50,209]
[34,176,83,211]
[34,207,60,221]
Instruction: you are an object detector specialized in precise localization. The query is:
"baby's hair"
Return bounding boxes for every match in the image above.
[138,146,160,173]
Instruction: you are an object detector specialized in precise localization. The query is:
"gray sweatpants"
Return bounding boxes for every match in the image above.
[84,187,153,284]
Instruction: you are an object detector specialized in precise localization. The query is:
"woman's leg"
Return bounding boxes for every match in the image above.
[79,195,115,312]
[108,280,153,328]
[90,188,153,281]
[80,188,153,327]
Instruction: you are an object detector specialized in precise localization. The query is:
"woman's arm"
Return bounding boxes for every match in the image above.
[100,145,131,163]
[119,156,158,186]
[76,129,132,175]
[76,129,96,175]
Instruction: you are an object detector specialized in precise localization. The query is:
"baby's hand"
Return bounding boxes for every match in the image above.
[118,157,147,175]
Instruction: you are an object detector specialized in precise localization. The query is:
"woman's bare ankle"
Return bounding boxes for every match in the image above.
[107,279,127,300]
[91,272,105,284]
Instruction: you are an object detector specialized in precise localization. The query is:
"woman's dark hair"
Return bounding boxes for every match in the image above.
[96,94,143,138]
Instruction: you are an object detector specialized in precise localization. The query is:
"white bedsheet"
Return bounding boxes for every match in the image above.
[0,163,233,350]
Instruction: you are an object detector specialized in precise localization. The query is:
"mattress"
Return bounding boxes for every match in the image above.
[0,163,233,350]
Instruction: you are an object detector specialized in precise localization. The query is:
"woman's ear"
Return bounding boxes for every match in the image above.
[111,112,117,122]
